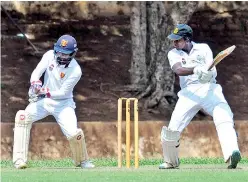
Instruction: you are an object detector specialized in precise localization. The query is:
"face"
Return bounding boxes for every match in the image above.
[55,52,70,59]
[173,38,186,50]
[55,51,72,65]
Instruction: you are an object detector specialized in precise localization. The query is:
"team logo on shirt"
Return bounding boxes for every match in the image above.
[196,55,206,65]
[49,64,54,71]
[77,135,82,140]
[60,72,65,78]
[182,58,186,64]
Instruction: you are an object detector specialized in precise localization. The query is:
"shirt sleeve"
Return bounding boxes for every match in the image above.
[49,67,82,99]
[167,50,181,69]
[30,52,49,82]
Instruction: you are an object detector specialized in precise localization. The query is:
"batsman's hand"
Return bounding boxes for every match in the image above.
[193,66,213,84]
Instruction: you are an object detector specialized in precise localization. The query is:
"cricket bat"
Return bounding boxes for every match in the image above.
[208,45,236,71]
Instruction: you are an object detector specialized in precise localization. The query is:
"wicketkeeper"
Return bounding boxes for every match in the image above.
[13,35,95,169]
[159,24,241,169]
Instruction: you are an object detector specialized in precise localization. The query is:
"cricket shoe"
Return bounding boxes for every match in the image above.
[227,150,241,169]
[81,160,95,169]
[14,159,27,169]
[159,162,178,169]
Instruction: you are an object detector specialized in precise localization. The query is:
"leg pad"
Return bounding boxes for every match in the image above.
[161,126,180,167]
[13,110,32,166]
[68,129,89,166]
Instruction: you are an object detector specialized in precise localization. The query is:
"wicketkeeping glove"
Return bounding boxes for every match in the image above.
[28,87,51,103]
[37,88,51,98]
[28,80,42,97]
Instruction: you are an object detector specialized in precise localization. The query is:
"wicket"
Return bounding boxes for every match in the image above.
[117,98,139,168]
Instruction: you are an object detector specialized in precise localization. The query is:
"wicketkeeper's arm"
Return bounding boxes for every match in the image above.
[49,68,82,99]
[30,52,49,82]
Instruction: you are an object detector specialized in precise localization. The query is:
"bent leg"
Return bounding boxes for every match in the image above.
[160,95,200,169]
[54,106,94,168]
[68,129,90,167]
[168,94,201,132]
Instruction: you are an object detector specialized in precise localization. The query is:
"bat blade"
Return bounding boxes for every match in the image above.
[208,45,236,70]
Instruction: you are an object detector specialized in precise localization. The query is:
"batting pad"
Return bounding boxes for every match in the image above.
[13,110,32,165]
[161,126,180,167]
[68,129,89,166]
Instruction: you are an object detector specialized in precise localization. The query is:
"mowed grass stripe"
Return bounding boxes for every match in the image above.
[2,167,248,182]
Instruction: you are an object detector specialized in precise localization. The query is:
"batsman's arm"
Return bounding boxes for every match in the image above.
[168,51,194,76]
[172,62,194,76]
[30,51,50,82]
[49,67,82,99]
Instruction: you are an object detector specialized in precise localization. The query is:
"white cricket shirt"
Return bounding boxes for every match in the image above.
[168,42,217,89]
[30,50,82,99]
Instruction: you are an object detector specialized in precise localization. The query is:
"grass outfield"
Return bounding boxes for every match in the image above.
[2,158,248,182]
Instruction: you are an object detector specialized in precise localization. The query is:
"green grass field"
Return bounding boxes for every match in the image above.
[2,158,248,182]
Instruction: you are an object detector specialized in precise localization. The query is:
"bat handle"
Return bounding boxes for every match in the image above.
[207,64,213,71]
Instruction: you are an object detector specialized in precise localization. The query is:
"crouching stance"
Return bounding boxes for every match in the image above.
[159,24,241,169]
[13,35,94,169]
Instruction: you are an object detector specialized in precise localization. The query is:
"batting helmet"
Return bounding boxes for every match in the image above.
[54,35,78,65]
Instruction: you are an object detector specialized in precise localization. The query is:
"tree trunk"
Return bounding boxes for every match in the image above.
[130,1,199,112]
[130,1,147,86]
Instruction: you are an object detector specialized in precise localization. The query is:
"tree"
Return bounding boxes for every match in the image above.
[130,1,199,112]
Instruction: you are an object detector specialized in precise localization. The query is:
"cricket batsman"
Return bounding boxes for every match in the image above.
[13,35,95,169]
[159,24,241,169]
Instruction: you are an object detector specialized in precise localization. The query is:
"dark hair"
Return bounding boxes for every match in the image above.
[183,36,192,42]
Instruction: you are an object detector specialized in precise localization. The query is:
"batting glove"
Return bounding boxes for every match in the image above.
[193,66,213,83]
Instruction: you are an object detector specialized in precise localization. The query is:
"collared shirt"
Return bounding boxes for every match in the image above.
[30,50,82,99]
[168,41,217,89]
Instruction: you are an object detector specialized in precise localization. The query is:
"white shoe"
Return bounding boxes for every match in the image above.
[81,160,95,169]
[159,162,178,169]
[14,159,27,169]
[227,150,241,169]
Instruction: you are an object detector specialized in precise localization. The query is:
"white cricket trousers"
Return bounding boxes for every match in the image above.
[25,98,78,138]
[167,83,239,161]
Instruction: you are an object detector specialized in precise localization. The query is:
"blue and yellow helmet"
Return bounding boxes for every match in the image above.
[54,35,78,65]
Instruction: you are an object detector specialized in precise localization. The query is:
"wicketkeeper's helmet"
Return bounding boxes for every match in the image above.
[54,35,78,66]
